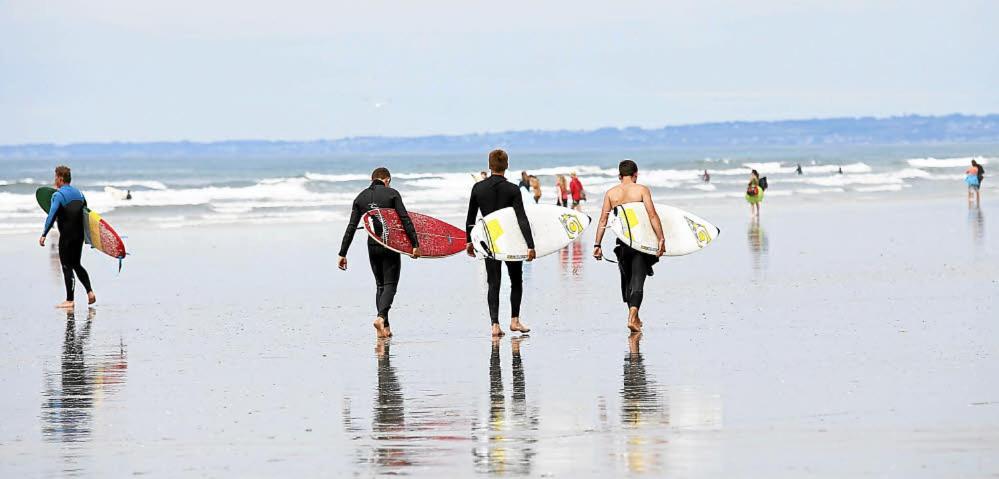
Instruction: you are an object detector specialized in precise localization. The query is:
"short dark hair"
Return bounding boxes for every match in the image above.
[55,165,72,183]
[371,167,391,181]
[618,159,638,177]
[489,149,509,172]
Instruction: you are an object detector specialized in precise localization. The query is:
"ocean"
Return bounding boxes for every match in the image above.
[1,143,994,234]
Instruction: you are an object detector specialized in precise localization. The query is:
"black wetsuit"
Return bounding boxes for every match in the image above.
[42,185,93,302]
[613,234,658,309]
[466,175,535,324]
[339,180,419,326]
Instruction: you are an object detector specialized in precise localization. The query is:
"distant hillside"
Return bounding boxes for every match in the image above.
[3,114,998,158]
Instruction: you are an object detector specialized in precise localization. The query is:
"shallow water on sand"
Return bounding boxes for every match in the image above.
[1,197,998,477]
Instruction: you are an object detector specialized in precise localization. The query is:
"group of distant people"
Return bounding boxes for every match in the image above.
[966,159,985,205]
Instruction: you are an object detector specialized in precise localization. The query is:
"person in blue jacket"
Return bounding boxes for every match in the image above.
[39,165,96,309]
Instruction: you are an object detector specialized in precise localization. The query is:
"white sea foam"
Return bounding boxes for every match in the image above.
[304,172,371,182]
[93,180,169,190]
[905,156,990,168]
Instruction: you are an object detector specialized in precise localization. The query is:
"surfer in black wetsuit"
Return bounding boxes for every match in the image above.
[592,160,665,333]
[39,165,96,310]
[466,149,535,337]
[338,167,421,338]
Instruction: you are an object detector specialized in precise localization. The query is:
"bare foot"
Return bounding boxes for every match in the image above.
[383,326,393,338]
[87,291,96,305]
[491,323,505,338]
[56,301,74,310]
[373,317,389,338]
[510,317,531,333]
[627,307,642,332]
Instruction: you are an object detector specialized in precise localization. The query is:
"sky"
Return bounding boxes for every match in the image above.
[1,0,997,144]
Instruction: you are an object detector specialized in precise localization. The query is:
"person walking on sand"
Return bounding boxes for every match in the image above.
[745,169,764,218]
[529,175,542,204]
[555,175,569,207]
[466,149,535,337]
[966,159,983,205]
[592,160,665,333]
[569,172,585,211]
[39,165,96,309]
[338,167,422,338]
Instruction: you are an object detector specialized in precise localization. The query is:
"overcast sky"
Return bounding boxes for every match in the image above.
[1,0,996,144]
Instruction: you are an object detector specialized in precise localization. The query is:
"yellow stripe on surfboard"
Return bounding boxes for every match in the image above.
[88,210,104,251]
[486,219,504,254]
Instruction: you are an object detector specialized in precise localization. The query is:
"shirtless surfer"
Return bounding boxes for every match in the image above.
[592,160,665,333]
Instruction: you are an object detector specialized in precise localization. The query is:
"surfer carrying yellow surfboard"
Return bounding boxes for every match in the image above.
[39,166,96,309]
[338,167,422,339]
[592,160,665,333]
[465,149,535,338]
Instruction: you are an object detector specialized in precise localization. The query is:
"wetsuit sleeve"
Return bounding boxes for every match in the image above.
[511,191,535,249]
[42,192,63,237]
[392,191,419,247]
[338,198,362,257]
[465,189,479,241]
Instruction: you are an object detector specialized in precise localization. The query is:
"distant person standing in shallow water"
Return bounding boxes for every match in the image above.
[966,159,983,205]
[745,169,764,218]
[593,160,665,333]
[529,175,541,204]
[795,163,803,175]
[555,175,569,207]
[702,170,711,183]
[39,165,96,309]
[466,150,535,337]
[338,167,422,338]
[570,172,584,211]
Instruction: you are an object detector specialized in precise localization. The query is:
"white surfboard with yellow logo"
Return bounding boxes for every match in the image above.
[608,202,720,256]
[470,204,590,261]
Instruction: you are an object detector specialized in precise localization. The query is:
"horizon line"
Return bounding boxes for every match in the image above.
[2,112,996,149]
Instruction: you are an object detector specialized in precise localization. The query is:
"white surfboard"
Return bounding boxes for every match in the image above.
[607,202,720,256]
[470,204,590,261]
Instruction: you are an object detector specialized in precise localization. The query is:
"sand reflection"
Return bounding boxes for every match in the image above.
[747,218,769,274]
[968,205,985,246]
[472,337,538,475]
[41,309,128,475]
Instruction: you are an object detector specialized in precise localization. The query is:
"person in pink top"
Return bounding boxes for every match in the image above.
[966,159,984,206]
[569,172,584,211]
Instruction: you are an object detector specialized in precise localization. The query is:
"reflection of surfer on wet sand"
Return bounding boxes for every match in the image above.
[747,218,769,273]
[473,338,536,475]
[42,308,128,444]
[620,332,668,474]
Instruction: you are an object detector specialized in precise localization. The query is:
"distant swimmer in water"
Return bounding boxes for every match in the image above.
[966,159,983,206]
[529,175,541,204]
[338,167,422,338]
[39,165,96,309]
[702,169,711,183]
[838,167,843,174]
[466,150,535,337]
[125,189,132,200]
[745,169,764,218]
[593,160,665,333]
[795,163,803,175]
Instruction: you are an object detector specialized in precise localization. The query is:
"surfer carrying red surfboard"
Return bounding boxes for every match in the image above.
[465,149,535,338]
[39,165,97,309]
[338,167,422,338]
[592,160,665,333]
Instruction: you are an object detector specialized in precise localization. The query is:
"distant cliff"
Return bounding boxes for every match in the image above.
[3,114,997,158]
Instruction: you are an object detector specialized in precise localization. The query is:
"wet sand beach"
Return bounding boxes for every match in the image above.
[1,195,997,477]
